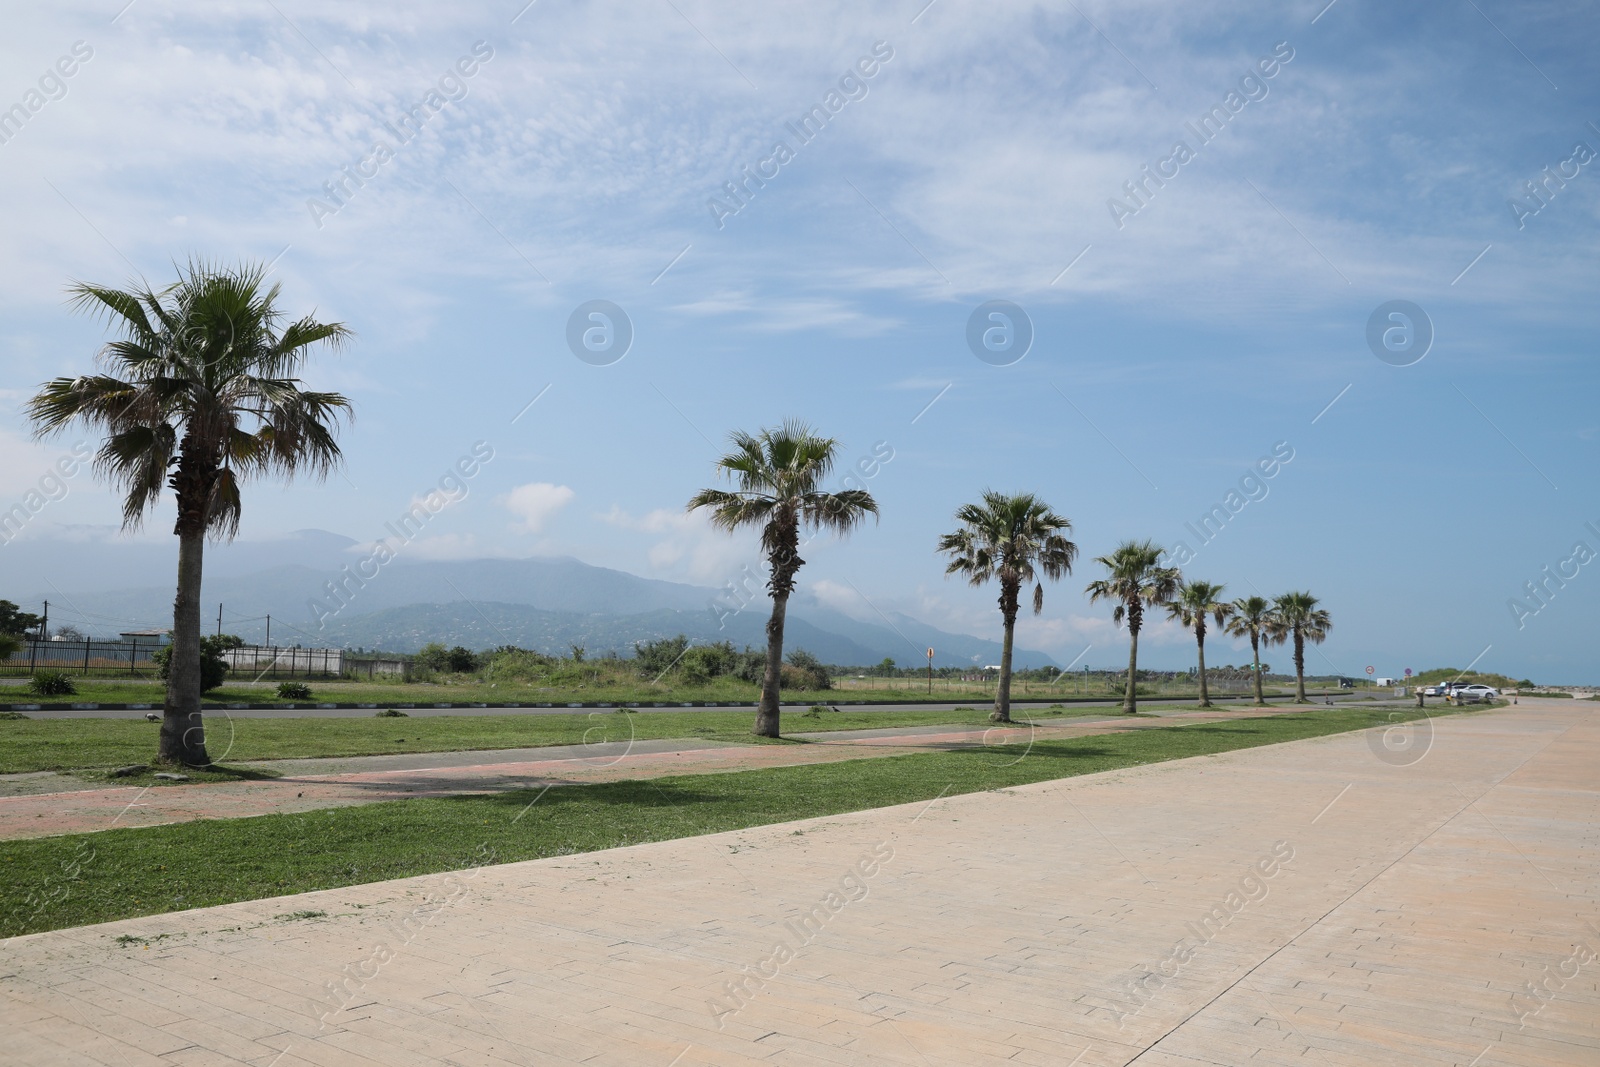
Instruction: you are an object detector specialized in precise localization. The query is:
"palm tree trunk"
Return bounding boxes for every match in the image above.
[1251,634,1265,705]
[1196,626,1210,707]
[160,527,211,765]
[994,610,1016,723]
[1123,603,1140,714]
[755,590,788,738]
[1293,629,1307,703]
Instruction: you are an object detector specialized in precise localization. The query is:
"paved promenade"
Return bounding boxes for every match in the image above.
[2,699,1594,1064]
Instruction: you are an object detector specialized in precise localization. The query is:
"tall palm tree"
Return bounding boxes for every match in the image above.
[27,261,352,765]
[1085,539,1180,714]
[687,421,877,738]
[1224,595,1274,706]
[1167,580,1231,707]
[1266,591,1331,703]
[937,492,1077,723]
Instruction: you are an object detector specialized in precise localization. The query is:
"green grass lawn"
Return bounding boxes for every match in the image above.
[0,705,1127,775]
[0,676,1272,707]
[0,704,1468,936]
[3,677,824,706]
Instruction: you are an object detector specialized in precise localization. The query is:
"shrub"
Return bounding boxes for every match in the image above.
[412,643,473,675]
[277,682,312,700]
[29,670,77,696]
[633,635,690,679]
[733,648,766,685]
[680,657,710,686]
[375,708,409,717]
[485,648,558,683]
[415,643,480,674]
[784,649,832,691]
[153,635,232,692]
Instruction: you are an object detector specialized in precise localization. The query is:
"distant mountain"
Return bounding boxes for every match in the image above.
[314,602,883,664]
[317,600,1055,669]
[10,530,1058,668]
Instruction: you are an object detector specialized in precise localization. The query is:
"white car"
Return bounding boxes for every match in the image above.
[1454,684,1500,701]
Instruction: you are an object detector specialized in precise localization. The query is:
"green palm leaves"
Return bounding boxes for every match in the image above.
[1167,580,1232,706]
[1224,596,1275,705]
[27,260,352,765]
[1266,590,1332,703]
[688,421,877,737]
[1086,539,1181,714]
[938,492,1076,722]
[29,260,353,539]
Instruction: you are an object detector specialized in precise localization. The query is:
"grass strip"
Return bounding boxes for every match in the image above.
[0,706,1117,775]
[0,704,1466,936]
[2,678,1261,709]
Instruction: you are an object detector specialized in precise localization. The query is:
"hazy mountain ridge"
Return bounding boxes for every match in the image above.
[11,532,1058,668]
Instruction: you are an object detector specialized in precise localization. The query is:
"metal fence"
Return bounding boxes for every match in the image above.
[221,646,407,680]
[1,638,162,676]
[2,639,406,680]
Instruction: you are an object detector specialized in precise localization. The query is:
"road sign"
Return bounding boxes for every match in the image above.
[1365,665,1375,675]
[926,647,934,660]
[1404,668,1413,677]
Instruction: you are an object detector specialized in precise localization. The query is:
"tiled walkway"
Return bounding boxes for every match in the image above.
[3,699,1593,1065]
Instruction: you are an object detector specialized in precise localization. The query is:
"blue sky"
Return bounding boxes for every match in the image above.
[2,0,1596,680]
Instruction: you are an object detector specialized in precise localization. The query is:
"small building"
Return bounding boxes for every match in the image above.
[119,629,171,646]
[1374,676,1395,687]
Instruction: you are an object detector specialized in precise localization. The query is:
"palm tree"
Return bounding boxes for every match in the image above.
[27,261,352,765]
[1085,539,1180,714]
[687,421,877,738]
[1266,591,1331,703]
[1224,596,1274,706]
[1167,580,1231,707]
[937,492,1077,723]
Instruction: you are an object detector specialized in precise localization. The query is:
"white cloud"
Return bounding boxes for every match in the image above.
[502,482,574,533]
[601,504,754,585]
[809,577,869,618]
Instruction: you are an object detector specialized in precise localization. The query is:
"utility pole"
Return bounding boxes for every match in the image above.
[264,614,271,650]
[217,603,223,638]
[30,600,48,671]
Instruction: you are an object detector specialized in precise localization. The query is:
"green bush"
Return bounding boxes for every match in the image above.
[276,682,312,700]
[415,643,479,674]
[784,648,831,691]
[633,635,690,679]
[152,635,234,693]
[28,670,77,697]
[375,708,409,717]
[629,636,741,683]
[484,648,558,683]
[733,648,766,685]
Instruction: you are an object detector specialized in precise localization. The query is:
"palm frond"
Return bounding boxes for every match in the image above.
[30,260,352,538]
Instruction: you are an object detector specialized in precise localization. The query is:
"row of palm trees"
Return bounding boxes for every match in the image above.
[27,258,1329,758]
[691,426,1331,736]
